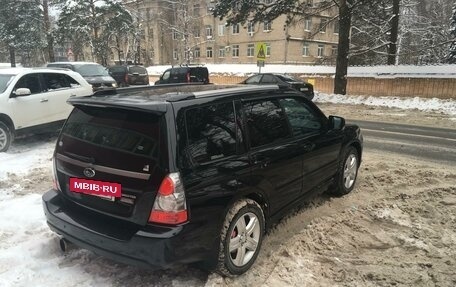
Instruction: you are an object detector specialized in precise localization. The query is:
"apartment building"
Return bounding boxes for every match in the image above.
[124,0,339,66]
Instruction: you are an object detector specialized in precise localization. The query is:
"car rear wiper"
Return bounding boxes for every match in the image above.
[64,152,95,164]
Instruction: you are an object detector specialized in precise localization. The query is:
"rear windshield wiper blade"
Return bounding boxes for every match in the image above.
[64,152,95,164]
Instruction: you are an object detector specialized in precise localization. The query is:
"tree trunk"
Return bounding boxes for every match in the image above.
[43,0,55,62]
[387,0,400,65]
[334,0,352,95]
[9,46,16,67]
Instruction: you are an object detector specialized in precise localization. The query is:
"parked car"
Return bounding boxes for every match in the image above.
[155,66,209,85]
[42,84,362,276]
[108,65,149,87]
[241,73,314,100]
[0,68,93,152]
[46,62,117,91]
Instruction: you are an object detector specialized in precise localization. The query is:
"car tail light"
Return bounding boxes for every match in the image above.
[149,172,188,225]
[52,157,61,191]
[186,72,190,83]
[124,73,128,84]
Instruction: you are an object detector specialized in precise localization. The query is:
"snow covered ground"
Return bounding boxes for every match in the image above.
[0,93,455,287]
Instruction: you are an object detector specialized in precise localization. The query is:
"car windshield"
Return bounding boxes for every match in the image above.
[0,75,14,93]
[74,64,109,77]
[277,75,300,83]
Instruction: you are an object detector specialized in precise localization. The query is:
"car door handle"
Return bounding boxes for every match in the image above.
[40,99,48,103]
[70,94,76,97]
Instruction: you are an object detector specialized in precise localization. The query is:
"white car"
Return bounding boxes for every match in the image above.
[0,68,93,152]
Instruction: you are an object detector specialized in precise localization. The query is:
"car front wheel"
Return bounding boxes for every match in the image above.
[0,122,13,152]
[331,146,359,196]
[215,199,265,276]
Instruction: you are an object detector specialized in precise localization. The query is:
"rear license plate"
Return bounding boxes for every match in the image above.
[300,87,309,91]
[69,178,121,200]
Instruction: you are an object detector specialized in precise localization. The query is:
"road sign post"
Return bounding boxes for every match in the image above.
[256,43,266,73]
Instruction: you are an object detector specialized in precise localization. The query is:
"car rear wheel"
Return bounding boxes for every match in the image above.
[331,146,359,196]
[0,122,13,152]
[215,199,265,277]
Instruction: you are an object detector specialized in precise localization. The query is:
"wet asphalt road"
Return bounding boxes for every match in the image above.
[348,120,456,166]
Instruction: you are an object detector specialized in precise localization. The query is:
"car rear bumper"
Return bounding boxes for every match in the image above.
[42,189,212,269]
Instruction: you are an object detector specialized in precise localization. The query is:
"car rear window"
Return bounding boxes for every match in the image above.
[109,66,126,73]
[129,66,147,74]
[62,106,162,157]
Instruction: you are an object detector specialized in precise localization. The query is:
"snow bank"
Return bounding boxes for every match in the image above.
[147,64,456,78]
[315,93,456,116]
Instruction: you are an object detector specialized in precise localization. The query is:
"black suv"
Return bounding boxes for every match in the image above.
[108,65,149,87]
[155,66,209,85]
[42,84,362,276]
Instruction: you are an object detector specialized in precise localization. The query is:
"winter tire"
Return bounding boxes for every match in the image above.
[331,146,359,196]
[215,199,265,277]
[0,121,13,152]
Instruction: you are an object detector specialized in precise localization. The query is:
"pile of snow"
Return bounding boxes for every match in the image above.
[147,64,456,78]
[315,93,456,116]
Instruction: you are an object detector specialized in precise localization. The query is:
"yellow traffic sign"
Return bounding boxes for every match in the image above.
[256,43,266,60]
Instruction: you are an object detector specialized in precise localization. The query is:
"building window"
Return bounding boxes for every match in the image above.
[319,19,327,33]
[194,28,200,38]
[247,21,255,33]
[304,17,312,31]
[173,49,178,60]
[331,45,337,56]
[218,24,225,36]
[265,43,271,56]
[318,44,324,57]
[232,23,240,34]
[206,25,213,38]
[172,29,179,40]
[302,43,309,56]
[194,47,200,58]
[207,5,214,14]
[263,21,272,32]
[232,44,239,57]
[247,44,255,57]
[219,48,226,58]
[334,20,339,34]
[193,4,200,16]
[306,0,313,7]
[206,47,213,58]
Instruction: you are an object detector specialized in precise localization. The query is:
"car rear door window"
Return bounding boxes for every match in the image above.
[260,74,277,83]
[243,99,291,148]
[184,102,238,164]
[43,73,71,90]
[279,98,323,136]
[245,75,262,84]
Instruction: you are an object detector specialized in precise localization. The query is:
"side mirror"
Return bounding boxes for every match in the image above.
[12,88,32,97]
[329,115,345,130]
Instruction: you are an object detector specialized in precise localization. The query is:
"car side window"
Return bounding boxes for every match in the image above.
[243,99,291,148]
[162,70,170,81]
[43,73,71,90]
[260,74,277,83]
[65,75,81,87]
[13,74,43,95]
[184,102,238,164]
[245,75,262,84]
[279,97,323,136]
